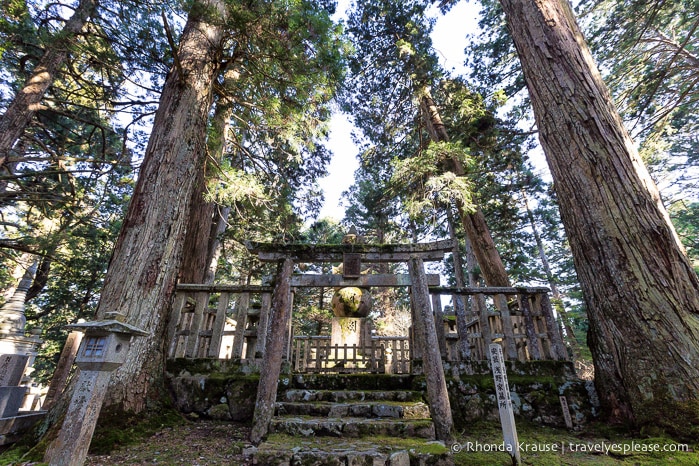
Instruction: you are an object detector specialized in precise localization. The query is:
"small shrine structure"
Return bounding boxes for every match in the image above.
[165,238,569,442]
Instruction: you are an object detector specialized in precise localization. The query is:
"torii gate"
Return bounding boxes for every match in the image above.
[245,239,455,443]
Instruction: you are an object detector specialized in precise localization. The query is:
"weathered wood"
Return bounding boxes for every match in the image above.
[231,293,250,359]
[254,292,271,358]
[176,283,272,293]
[343,253,361,278]
[250,258,293,445]
[208,292,230,358]
[43,330,83,410]
[167,293,188,358]
[408,256,453,442]
[476,294,492,354]
[283,291,295,361]
[431,294,447,359]
[519,294,542,360]
[429,286,550,295]
[290,273,439,288]
[494,294,518,360]
[539,293,568,360]
[185,292,209,358]
[246,239,453,262]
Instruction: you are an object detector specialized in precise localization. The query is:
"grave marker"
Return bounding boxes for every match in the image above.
[489,343,521,465]
[559,395,574,429]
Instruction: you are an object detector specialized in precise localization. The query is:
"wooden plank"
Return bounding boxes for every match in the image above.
[246,239,454,263]
[428,286,551,295]
[185,292,209,358]
[519,294,542,360]
[231,293,250,359]
[494,294,518,360]
[431,294,447,359]
[408,256,453,442]
[256,250,447,263]
[254,292,271,358]
[539,293,569,360]
[343,253,361,278]
[290,273,439,288]
[167,292,187,358]
[207,292,230,358]
[176,284,272,293]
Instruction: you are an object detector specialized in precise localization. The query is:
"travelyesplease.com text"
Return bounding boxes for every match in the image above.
[450,441,690,455]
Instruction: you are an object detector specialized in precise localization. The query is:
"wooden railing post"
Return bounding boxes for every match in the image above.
[519,293,542,360]
[250,258,293,445]
[494,294,518,360]
[539,293,568,360]
[232,292,250,359]
[431,294,447,359]
[167,292,187,358]
[254,292,271,358]
[408,256,453,442]
[185,292,208,358]
[208,292,231,358]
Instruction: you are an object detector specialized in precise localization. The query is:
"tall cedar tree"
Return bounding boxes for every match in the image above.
[93,0,228,412]
[498,0,699,429]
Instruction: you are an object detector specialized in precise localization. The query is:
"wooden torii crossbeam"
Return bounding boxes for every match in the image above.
[245,239,454,263]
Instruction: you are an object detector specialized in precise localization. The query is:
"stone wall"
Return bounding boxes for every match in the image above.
[165,359,598,429]
[438,360,598,430]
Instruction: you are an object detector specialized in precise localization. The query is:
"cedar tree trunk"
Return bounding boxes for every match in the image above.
[95,0,227,412]
[179,66,238,284]
[420,91,511,287]
[499,0,699,427]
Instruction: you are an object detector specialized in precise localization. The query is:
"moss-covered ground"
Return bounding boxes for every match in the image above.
[1,418,696,465]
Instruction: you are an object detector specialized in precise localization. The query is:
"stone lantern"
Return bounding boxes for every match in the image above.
[44,313,148,466]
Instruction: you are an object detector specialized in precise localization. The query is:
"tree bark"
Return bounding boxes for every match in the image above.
[498,0,699,426]
[408,256,453,442]
[250,258,293,445]
[420,92,511,287]
[0,0,97,175]
[93,0,228,412]
[179,66,238,284]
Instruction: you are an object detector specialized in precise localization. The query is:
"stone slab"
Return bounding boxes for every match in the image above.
[0,386,28,418]
[0,354,29,386]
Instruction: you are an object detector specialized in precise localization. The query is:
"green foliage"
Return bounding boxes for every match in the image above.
[669,201,699,272]
[391,141,475,221]
[577,0,699,198]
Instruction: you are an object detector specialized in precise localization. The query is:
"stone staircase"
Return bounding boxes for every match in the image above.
[251,374,453,465]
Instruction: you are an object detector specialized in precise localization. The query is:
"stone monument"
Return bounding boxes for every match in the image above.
[0,261,45,444]
[330,287,372,368]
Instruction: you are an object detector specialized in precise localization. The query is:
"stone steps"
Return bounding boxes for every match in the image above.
[276,400,430,419]
[251,374,453,465]
[252,435,452,466]
[270,416,436,439]
[283,388,424,403]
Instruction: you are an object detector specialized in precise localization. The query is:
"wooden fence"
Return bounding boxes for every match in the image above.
[291,335,411,374]
[167,284,568,369]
